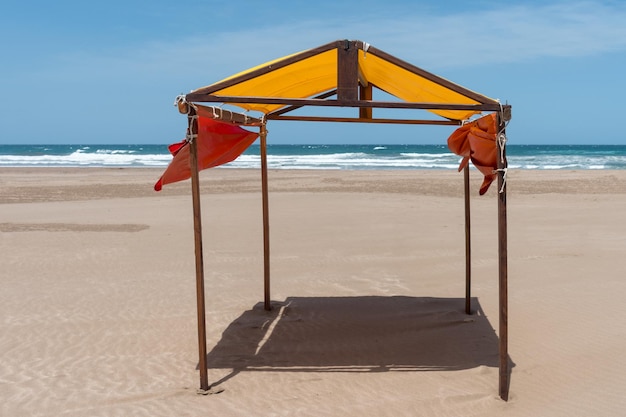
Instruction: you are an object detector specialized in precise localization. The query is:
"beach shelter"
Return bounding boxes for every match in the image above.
[158,39,512,399]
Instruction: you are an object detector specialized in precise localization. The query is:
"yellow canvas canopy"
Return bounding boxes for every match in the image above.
[187,39,505,122]
[176,39,512,401]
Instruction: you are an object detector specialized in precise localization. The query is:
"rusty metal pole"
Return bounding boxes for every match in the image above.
[464,164,472,315]
[260,123,271,311]
[188,107,209,392]
[496,114,509,401]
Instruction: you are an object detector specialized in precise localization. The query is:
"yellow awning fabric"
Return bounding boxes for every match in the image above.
[193,48,338,114]
[356,51,483,121]
[189,40,497,121]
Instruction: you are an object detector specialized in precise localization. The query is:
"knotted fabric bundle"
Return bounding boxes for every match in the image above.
[447,113,498,195]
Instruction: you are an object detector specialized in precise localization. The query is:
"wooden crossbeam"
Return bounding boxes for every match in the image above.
[194,104,262,126]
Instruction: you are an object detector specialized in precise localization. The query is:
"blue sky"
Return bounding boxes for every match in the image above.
[1,0,625,145]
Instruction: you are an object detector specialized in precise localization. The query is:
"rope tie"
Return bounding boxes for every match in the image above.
[498,132,507,165]
[174,95,190,114]
[260,114,268,135]
[494,167,508,194]
[243,110,252,126]
[173,95,186,107]
[496,99,510,136]
[186,115,198,143]
[495,130,508,193]
[492,100,510,194]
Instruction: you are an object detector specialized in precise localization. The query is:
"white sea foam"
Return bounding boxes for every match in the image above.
[225,152,463,170]
[1,144,625,169]
[0,149,172,167]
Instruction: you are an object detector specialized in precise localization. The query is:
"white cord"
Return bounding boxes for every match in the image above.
[187,115,198,143]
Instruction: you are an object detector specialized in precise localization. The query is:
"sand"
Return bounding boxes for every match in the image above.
[1,167,626,416]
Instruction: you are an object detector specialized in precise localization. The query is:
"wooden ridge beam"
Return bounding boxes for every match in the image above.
[185,94,508,113]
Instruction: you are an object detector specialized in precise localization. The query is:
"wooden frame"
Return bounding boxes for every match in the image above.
[181,39,511,400]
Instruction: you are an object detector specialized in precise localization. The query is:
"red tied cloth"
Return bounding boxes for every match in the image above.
[155,117,259,191]
[447,113,498,195]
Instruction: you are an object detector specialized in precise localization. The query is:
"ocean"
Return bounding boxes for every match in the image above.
[1,144,626,170]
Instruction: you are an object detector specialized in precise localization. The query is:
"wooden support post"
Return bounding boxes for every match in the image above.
[359,84,373,119]
[497,116,509,401]
[260,123,271,311]
[336,39,359,101]
[464,164,471,315]
[188,108,209,392]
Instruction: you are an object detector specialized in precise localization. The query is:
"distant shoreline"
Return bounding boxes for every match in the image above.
[1,144,626,170]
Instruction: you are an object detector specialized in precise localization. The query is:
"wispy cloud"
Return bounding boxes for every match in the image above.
[123,1,626,81]
[19,2,626,86]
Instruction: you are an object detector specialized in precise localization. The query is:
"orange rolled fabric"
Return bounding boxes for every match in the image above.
[447,113,498,195]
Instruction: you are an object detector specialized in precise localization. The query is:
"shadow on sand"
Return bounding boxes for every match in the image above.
[203,296,511,390]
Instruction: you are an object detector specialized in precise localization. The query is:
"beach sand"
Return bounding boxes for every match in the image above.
[1,167,626,416]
